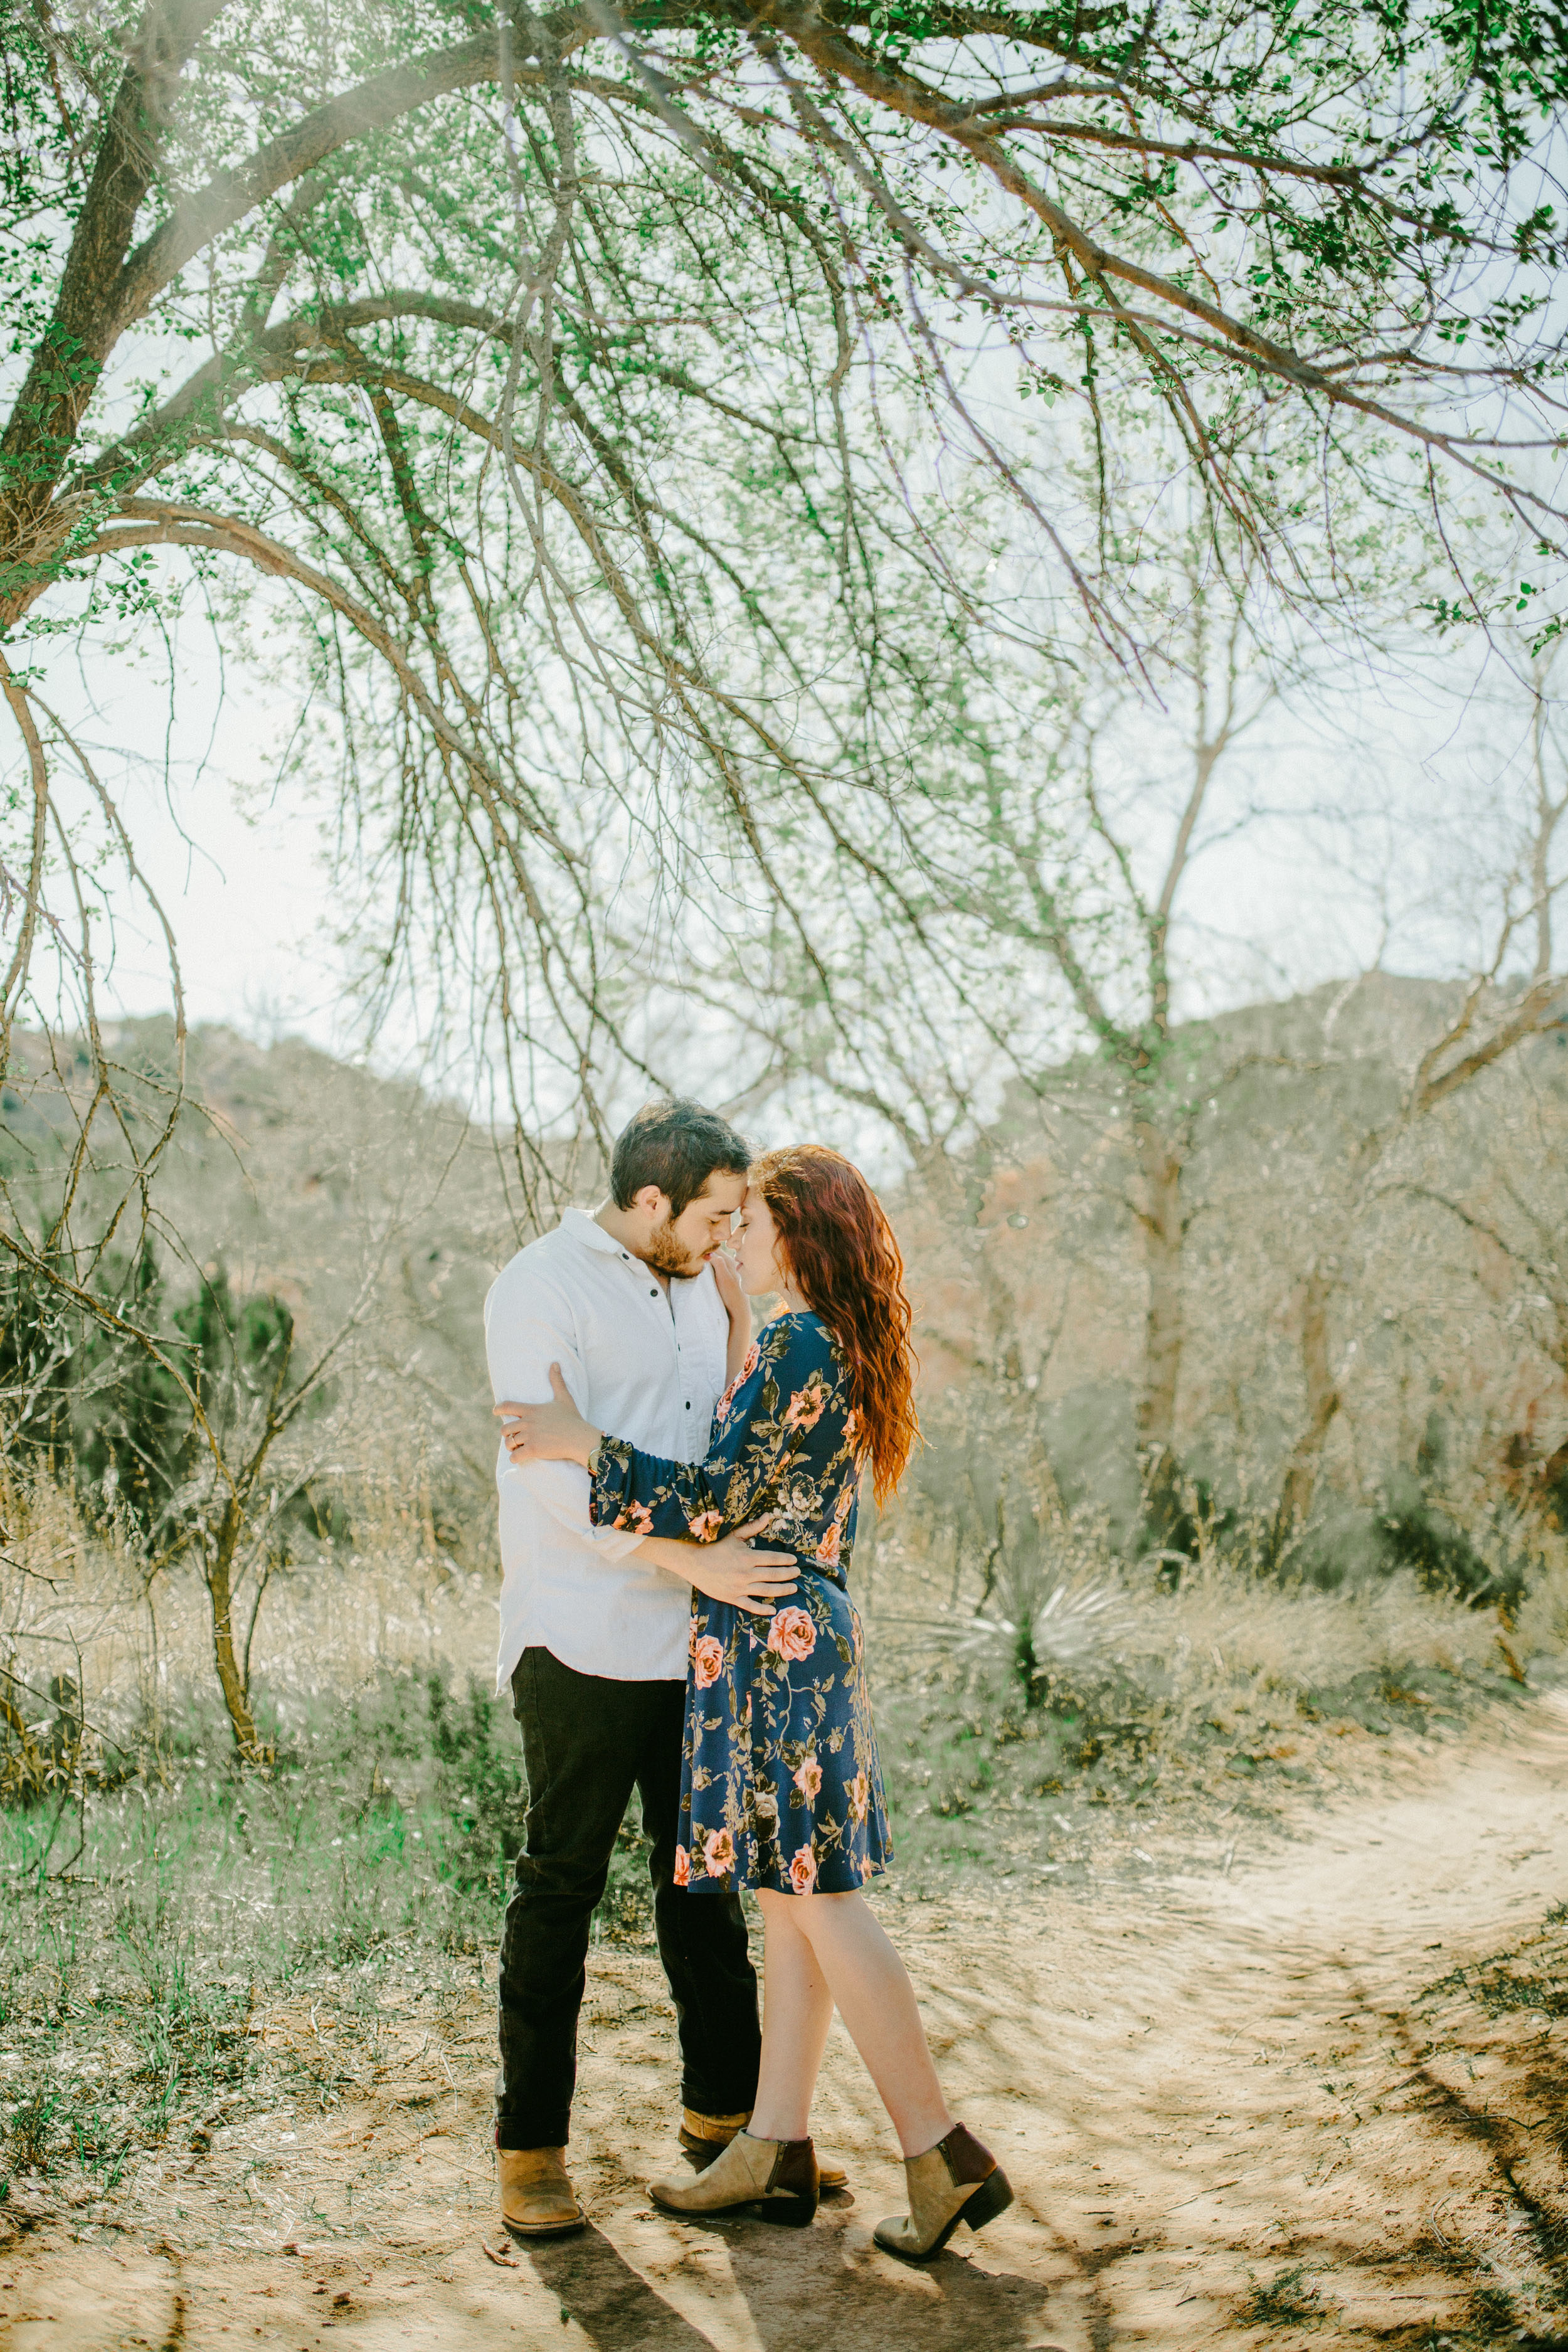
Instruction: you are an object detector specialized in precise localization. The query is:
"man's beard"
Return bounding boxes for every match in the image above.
[644,1215,708,1279]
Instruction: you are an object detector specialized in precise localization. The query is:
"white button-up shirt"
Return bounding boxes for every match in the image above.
[484,1207,729,1690]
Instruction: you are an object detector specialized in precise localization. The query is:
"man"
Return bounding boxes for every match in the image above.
[484,1098,792,2238]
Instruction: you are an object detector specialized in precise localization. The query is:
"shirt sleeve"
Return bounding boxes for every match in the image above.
[485,1258,643,1561]
[590,1317,840,1542]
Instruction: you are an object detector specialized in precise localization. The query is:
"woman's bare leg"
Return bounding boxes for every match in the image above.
[746,1894,835,2143]
[755,1886,953,2158]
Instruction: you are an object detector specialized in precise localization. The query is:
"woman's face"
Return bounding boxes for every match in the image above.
[731,1187,792,1298]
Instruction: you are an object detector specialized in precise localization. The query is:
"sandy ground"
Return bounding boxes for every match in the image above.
[7,1697,1568,2351]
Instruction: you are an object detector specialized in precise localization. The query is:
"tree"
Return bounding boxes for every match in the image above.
[3,0,1565,1182]
[951,565,1282,1519]
[677,529,1330,1533]
[1,0,958,1231]
[3,0,1565,1620]
[1271,642,1568,1540]
[5,1226,369,1759]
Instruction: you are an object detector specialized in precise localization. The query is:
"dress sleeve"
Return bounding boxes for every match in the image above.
[590,1318,840,1544]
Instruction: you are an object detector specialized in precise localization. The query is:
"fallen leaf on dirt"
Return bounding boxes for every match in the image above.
[480,2242,518,2269]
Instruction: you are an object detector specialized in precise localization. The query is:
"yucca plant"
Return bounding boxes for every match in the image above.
[950,1555,1130,1705]
[882,1522,1131,1706]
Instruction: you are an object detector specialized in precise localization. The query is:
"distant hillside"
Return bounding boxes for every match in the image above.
[1,1020,517,1555]
[896,971,1568,1562]
[5,982,1564,1579]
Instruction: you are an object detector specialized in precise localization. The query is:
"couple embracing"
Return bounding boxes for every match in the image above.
[485,1098,1012,2262]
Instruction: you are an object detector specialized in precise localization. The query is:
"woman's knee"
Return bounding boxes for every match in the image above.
[761,1885,865,1936]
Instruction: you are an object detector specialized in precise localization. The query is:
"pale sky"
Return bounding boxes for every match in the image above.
[23,574,1560,1131]
[39,610,353,1050]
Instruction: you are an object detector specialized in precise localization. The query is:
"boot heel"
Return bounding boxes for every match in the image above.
[961,2168,1014,2231]
[759,2191,817,2228]
[649,2129,816,2222]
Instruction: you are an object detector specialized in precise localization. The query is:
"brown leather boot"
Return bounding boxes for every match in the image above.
[498,2146,585,2239]
[678,2106,849,2193]
[650,2129,818,2227]
[872,2123,1012,2262]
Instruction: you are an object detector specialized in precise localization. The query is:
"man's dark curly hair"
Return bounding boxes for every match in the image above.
[609,1098,750,1216]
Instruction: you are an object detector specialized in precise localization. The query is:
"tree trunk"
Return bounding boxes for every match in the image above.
[0,0,228,620]
[1134,1115,1187,1536]
[1274,1259,1341,1550]
[203,1505,268,1764]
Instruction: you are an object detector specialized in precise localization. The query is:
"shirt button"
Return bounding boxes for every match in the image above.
[686,1401,691,1410]
[649,1287,657,1298]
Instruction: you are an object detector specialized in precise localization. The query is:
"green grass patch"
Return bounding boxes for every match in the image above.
[871,1640,1525,1885]
[1424,1902,1568,2023]
[1239,2263,1339,2327]
[0,1666,654,2203]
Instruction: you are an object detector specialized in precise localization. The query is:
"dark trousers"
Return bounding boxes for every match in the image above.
[496,1645,761,2149]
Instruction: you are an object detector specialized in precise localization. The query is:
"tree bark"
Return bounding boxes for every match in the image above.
[1135,1128,1184,1457]
[1274,1259,1341,1548]
[0,0,228,588]
[1133,1110,1187,1530]
[1273,965,1567,1545]
[203,1502,268,1764]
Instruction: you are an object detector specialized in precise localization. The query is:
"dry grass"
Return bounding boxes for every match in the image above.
[0,1457,497,1796]
[2,1454,1564,2214]
[863,1497,1566,1883]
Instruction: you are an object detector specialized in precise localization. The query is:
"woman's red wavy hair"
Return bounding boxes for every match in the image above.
[750,1144,919,1505]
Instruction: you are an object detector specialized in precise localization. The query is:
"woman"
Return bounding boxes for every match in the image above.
[500,1143,1012,2261]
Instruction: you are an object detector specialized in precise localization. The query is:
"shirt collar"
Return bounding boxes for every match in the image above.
[558,1204,714,1290]
[559,1205,627,1256]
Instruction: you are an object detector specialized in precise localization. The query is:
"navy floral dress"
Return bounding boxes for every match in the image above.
[589,1310,891,1896]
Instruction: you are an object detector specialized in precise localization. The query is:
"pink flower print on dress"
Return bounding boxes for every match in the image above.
[766,1606,817,1663]
[702,1828,736,1878]
[614,1501,655,1535]
[788,1844,818,1895]
[673,1844,691,1887]
[717,1343,760,1423]
[847,1771,869,1824]
[691,1633,724,1690]
[815,1476,854,1567]
[783,1373,829,1431]
[792,1755,823,1802]
[686,1509,723,1544]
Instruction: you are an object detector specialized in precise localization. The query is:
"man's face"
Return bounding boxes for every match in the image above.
[644,1169,748,1278]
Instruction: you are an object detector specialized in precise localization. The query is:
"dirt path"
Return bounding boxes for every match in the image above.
[8,1698,1568,2351]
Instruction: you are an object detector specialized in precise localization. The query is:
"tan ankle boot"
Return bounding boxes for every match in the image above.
[872,2123,1012,2262]
[498,2146,585,2238]
[650,2129,818,2227]
[679,2106,849,2193]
